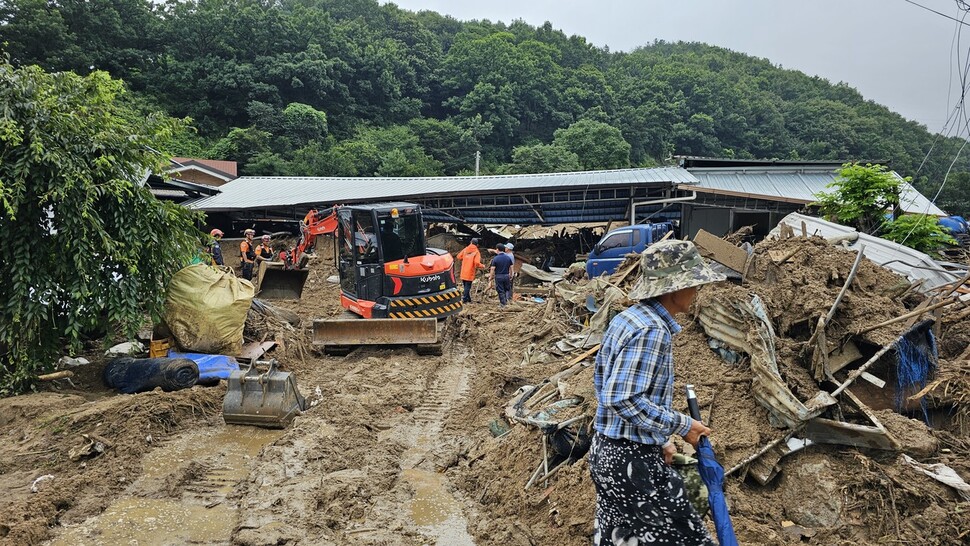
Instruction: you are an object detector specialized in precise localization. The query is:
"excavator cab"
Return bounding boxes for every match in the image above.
[313,203,463,353]
[333,203,461,319]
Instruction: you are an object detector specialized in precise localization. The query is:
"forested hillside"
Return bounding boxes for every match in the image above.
[3,0,969,214]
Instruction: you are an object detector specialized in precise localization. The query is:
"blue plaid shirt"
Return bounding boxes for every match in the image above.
[593,299,692,445]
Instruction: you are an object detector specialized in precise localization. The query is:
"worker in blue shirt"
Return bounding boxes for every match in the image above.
[488,243,514,307]
[589,239,725,546]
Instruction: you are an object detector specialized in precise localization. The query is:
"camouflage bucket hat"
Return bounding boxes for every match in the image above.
[628,239,726,300]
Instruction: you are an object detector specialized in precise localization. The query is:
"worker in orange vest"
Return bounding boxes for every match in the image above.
[456,238,486,303]
[240,229,256,280]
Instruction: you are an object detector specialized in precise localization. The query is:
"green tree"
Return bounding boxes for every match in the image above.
[0,62,202,394]
[282,102,328,147]
[812,163,902,234]
[207,127,273,173]
[928,171,970,218]
[881,214,957,257]
[407,117,479,175]
[318,125,442,177]
[553,119,631,170]
[506,144,580,174]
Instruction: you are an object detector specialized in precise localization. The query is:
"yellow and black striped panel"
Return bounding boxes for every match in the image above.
[387,288,463,318]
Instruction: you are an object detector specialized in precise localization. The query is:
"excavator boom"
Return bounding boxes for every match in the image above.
[256,207,340,299]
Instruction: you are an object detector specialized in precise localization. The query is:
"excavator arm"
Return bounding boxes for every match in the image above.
[281,207,339,270]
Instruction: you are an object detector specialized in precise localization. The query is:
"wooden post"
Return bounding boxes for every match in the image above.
[855,297,958,335]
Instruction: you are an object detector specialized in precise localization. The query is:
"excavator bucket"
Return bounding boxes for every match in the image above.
[312,318,439,354]
[223,359,307,429]
[257,261,309,300]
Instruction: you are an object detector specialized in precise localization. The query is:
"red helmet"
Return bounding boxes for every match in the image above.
[209,229,224,237]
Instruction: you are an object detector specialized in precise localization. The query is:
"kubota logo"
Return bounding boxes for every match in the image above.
[420,275,441,283]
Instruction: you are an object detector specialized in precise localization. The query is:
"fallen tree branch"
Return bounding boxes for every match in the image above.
[37,370,74,381]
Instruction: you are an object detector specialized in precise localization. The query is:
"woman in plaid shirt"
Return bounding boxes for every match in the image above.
[590,239,725,546]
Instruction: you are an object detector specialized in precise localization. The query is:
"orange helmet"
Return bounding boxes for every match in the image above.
[209,229,224,238]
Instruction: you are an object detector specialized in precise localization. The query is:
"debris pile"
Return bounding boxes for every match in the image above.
[455,229,970,545]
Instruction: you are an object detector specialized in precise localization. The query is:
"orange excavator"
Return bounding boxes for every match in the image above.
[259,202,462,354]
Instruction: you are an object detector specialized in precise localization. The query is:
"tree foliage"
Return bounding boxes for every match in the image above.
[0,61,202,393]
[553,119,631,170]
[3,0,970,190]
[813,163,902,234]
[506,144,581,174]
[881,214,957,258]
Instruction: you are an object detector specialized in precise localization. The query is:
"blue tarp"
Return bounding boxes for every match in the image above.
[167,351,240,381]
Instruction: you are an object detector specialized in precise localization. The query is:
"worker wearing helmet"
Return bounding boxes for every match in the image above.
[209,229,225,266]
[255,234,274,264]
[240,229,256,280]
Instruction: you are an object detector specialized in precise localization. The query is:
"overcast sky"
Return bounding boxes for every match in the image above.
[385,0,966,132]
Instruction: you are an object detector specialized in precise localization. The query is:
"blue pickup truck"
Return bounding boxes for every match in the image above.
[585,222,674,278]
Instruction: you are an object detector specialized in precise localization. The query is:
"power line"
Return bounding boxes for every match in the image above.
[900,3,970,244]
[903,0,970,25]
[903,0,970,27]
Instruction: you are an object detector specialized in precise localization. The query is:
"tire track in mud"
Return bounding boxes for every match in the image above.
[48,427,281,546]
[392,338,478,545]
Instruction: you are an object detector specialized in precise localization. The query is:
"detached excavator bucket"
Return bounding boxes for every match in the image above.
[223,359,307,429]
[312,318,439,354]
[257,261,309,300]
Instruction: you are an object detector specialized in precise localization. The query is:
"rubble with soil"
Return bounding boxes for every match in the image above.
[1,228,969,546]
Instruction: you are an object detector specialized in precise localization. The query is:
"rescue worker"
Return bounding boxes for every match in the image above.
[488,243,514,307]
[209,229,225,266]
[255,234,274,264]
[503,243,515,303]
[456,238,486,303]
[240,229,256,280]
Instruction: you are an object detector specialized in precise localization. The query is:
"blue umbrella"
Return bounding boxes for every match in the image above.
[687,385,738,546]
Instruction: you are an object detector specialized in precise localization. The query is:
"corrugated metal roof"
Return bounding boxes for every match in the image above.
[187,167,698,212]
[687,167,947,216]
[768,213,961,292]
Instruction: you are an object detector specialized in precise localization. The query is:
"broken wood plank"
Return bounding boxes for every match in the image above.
[768,246,803,265]
[238,341,277,362]
[829,341,896,398]
[826,340,863,375]
[860,372,886,389]
[840,388,899,450]
[726,431,797,476]
[804,417,895,450]
[693,229,748,273]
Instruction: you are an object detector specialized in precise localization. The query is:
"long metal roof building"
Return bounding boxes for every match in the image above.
[188,167,698,225]
[685,166,946,216]
[188,161,948,231]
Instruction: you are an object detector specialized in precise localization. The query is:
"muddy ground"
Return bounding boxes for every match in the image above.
[1,236,969,545]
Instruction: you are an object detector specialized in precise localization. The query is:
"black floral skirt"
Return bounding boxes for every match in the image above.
[588,433,716,546]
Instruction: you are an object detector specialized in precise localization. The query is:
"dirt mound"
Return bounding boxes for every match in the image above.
[448,234,970,545]
[0,385,222,545]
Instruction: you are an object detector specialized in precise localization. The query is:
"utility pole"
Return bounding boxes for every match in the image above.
[475,150,481,176]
